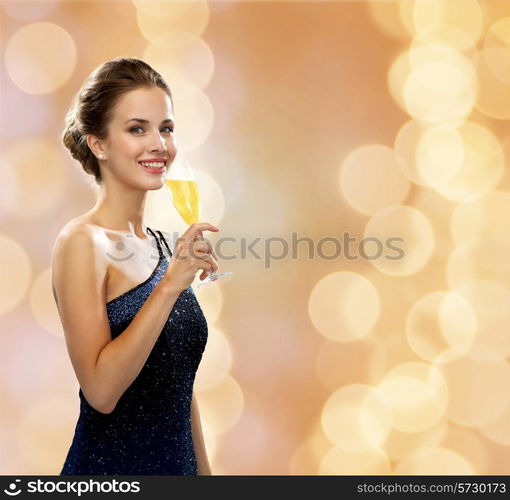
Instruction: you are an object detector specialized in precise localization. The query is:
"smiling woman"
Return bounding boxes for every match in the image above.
[62,59,173,186]
[52,57,220,475]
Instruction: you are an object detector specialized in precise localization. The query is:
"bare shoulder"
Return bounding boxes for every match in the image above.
[52,217,106,265]
[51,217,109,300]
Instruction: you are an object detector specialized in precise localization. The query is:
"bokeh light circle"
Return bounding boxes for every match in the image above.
[406,291,476,363]
[194,327,232,391]
[395,447,475,475]
[0,0,59,22]
[171,82,215,151]
[29,268,63,338]
[394,119,430,185]
[339,145,410,215]
[451,191,510,245]
[432,122,504,203]
[308,272,380,342]
[389,44,477,127]
[289,432,333,475]
[484,16,510,52]
[366,0,411,40]
[447,235,510,290]
[378,362,449,433]
[475,48,510,119]
[142,37,215,90]
[364,205,434,276]
[5,22,77,94]
[441,424,491,474]
[0,236,32,315]
[319,446,391,475]
[382,420,449,461]
[132,0,197,18]
[196,374,244,436]
[135,1,209,49]
[193,283,223,324]
[480,405,510,447]
[388,50,414,113]
[412,25,477,54]
[395,120,503,202]
[453,280,510,361]
[439,356,510,427]
[403,60,476,127]
[321,384,392,452]
[415,127,465,189]
[3,138,69,218]
[412,0,484,43]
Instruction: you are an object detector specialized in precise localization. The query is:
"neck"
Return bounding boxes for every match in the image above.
[90,180,149,238]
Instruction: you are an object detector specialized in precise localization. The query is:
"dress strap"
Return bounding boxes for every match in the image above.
[156,230,173,258]
[146,227,164,260]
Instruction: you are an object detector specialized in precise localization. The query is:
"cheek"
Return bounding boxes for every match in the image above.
[167,141,178,159]
[124,139,145,155]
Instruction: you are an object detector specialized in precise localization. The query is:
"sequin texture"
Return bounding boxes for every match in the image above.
[60,228,208,475]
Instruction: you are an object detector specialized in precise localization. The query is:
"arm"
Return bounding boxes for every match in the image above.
[52,225,181,414]
[52,223,219,415]
[191,391,212,475]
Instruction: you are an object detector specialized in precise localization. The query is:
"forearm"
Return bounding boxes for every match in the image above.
[191,392,211,475]
[93,280,180,413]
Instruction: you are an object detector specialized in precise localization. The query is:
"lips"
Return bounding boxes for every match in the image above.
[138,161,166,174]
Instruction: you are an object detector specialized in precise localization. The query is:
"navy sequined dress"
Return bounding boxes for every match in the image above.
[60,227,208,475]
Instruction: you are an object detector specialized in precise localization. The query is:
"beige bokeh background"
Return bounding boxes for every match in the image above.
[2,0,510,475]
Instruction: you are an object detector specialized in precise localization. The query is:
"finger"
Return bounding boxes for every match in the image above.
[208,255,218,273]
[191,240,213,256]
[198,262,216,281]
[196,239,216,259]
[211,247,218,262]
[181,223,219,242]
[196,260,212,281]
[197,254,218,274]
[175,239,212,261]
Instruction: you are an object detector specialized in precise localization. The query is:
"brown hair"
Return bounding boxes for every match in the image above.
[62,57,172,184]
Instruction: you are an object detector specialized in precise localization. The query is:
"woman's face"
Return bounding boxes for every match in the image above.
[99,86,177,190]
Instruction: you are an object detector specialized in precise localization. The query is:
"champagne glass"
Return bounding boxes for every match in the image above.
[165,158,233,288]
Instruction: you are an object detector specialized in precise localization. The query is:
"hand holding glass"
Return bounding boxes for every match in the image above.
[165,159,233,288]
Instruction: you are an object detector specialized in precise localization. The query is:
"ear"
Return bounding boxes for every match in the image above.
[86,134,106,159]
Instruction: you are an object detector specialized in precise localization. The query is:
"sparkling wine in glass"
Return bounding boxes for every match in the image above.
[165,159,233,288]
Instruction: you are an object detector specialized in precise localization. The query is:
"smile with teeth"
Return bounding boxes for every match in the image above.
[139,161,166,168]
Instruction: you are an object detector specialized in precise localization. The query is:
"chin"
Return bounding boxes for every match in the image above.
[122,173,165,192]
[149,178,166,191]
[136,166,168,189]
[143,175,166,191]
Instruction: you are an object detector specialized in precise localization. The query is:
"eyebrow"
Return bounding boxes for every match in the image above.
[125,118,174,125]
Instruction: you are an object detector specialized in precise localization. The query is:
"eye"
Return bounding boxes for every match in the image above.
[129,126,173,134]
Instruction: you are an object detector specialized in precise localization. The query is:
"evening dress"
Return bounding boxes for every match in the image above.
[60,227,208,475]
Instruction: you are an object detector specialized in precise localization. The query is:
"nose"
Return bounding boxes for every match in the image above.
[149,130,167,153]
